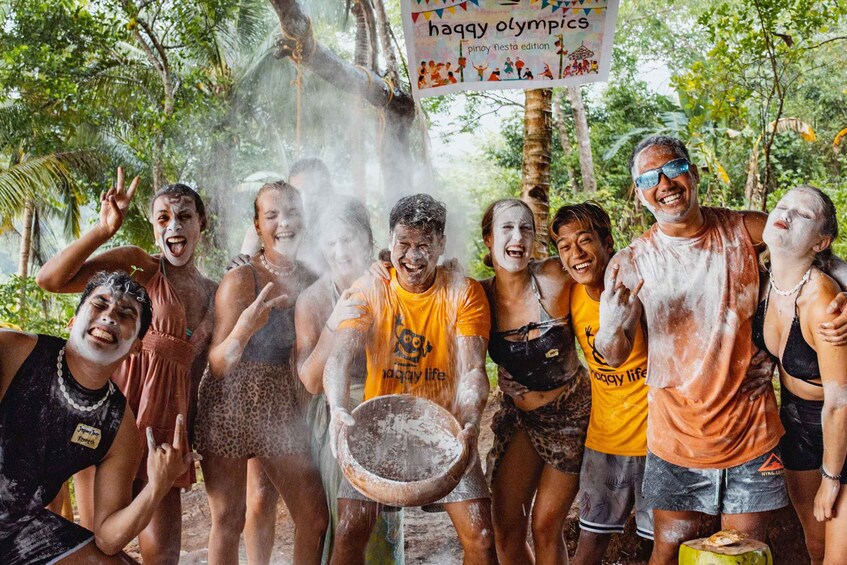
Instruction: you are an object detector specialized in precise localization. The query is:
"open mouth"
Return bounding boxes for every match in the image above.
[88,326,117,344]
[571,260,591,274]
[658,192,683,206]
[166,236,187,256]
[773,220,789,230]
[275,231,296,241]
[403,263,425,275]
[505,245,525,259]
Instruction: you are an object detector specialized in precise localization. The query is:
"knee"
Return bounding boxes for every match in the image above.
[459,522,496,556]
[246,483,278,516]
[531,510,566,548]
[211,499,247,534]
[335,511,373,547]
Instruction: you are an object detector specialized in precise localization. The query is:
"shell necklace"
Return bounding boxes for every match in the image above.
[769,266,812,297]
[56,346,114,413]
[260,252,297,277]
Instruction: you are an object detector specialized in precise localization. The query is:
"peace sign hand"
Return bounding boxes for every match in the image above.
[99,167,140,236]
[599,264,644,332]
[234,282,289,338]
[145,414,201,495]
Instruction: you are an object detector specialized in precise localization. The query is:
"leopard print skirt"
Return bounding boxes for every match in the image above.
[486,372,591,481]
[195,361,311,458]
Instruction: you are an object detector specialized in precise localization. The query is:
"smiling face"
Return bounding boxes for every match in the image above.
[389,224,445,293]
[254,188,304,258]
[485,202,534,273]
[764,187,832,259]
[68,286,141,365]
[632,145,700,226]
[555,221,613,287]
[151,195,203,267]
[318,220,371,281]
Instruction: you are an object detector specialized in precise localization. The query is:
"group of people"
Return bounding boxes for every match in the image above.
[1,135,847,565]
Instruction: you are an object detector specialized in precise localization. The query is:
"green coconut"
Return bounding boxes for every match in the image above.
[679,530,773,565]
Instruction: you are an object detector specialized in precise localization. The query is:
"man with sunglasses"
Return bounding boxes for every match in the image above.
[591,135,847,563]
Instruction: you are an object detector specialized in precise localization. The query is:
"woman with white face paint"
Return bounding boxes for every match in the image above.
[478,199,590,564]
[196,181,328,565]
[293,196,404,563]
[37,169,217,565]
[752,185,847,564]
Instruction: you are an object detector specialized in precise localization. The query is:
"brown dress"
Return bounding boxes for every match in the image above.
[195,264,312,458]
[112,260,212,489]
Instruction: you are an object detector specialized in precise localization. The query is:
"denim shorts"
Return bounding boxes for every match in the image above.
[577,447,654,540]
[642,449,789,515]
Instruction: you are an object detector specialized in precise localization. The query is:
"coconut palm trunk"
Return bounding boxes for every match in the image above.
[567,86,596,193]
[521,88,553,258]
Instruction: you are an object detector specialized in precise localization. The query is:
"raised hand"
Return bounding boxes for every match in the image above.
[599,264,644,331]
[146,414,201,494]
[325,288,366,332]
[99,167,140,236]
[329,405,355,460]
[819,292,847,346]
[234,282,289,337]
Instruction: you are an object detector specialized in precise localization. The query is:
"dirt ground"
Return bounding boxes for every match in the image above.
[123,394,809,564]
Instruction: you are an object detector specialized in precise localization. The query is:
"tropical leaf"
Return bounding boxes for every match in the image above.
[768,117,816,143]
[602,127,653,161]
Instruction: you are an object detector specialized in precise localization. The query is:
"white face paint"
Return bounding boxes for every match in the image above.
[68,287,141,365]
[151,195,203,267]
[487,203,534,273]
[764,188,831,259]
[318,221,371,282]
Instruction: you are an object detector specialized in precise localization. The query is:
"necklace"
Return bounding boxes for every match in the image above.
[260,252,297,277]
[56,347,114,413]
[769,266,812,297]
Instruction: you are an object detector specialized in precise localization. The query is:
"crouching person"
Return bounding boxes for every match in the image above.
[0,271,198,564]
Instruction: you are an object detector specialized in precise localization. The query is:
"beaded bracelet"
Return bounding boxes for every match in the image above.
[820,465,842,482]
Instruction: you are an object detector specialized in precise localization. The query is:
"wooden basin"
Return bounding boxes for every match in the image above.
[337,394,470,507]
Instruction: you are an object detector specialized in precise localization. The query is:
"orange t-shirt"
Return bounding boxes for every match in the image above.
[571,283,648,457]
[340,268,490,411]
[615,207,782,468]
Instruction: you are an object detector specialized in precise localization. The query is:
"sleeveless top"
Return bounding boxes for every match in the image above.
[242,264,296,365]
[487,276,579,392]
[752,283,821,385]
[0,335,126,524]
[111,258,210,487]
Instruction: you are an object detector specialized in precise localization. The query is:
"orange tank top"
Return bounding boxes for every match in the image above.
[621,208,782,468]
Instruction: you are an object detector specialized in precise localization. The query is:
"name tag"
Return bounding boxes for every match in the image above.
[71,423,102,449]
[545,348,559,359]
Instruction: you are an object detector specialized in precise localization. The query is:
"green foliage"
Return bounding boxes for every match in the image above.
[0,275,77,336]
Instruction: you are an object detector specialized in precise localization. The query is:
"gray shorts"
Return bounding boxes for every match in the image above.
[642,449,789,515]
[338,458,490,509]
[577,447,654,540]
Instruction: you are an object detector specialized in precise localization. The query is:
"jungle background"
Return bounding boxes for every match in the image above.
[2,0,847,335]
[0,0,845,560]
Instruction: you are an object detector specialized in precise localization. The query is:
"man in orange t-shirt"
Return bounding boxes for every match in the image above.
[594,136,788,563]
[324,194,495,565]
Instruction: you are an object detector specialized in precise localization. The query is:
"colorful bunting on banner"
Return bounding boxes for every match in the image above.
[412,0,477,22]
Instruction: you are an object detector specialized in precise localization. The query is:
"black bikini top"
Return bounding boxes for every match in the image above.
[487,276,579,392]
[751,283,821,386]
[241,264,296,365]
